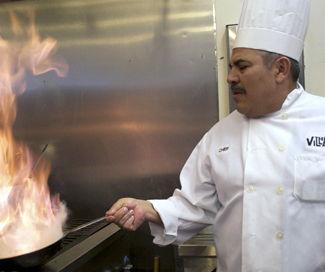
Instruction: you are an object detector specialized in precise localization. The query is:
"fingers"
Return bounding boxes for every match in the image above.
[105,198,149,231]
[115,207,134,225]
[106,198,136,216]
[105,199,125,216]
[123,215,136,231]
[106,206,136,231]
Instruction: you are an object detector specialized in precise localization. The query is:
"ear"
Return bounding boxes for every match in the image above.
[274,57,291,84]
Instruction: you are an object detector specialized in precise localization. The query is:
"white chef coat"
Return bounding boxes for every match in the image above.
[149,83,325,272]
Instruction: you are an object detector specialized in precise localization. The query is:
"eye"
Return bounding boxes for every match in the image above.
[239,65,248,71]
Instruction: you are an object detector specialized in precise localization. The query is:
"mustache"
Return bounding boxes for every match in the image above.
[231,84,246,95]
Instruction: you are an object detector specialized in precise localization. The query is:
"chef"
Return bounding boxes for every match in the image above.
[106,0,325,271]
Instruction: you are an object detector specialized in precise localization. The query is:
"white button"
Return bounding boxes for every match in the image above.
[282,113,289,120]
[247,185,255,193]
[277,186,284,195]
[279,144,286,151]
[276,232,284,240]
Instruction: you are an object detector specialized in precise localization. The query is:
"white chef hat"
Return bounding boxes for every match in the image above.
[233,0,311,62]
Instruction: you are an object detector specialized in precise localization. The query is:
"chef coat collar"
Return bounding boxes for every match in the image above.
[263,83,305,118]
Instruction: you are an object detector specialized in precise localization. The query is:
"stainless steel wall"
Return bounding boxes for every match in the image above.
[1,0,218,220]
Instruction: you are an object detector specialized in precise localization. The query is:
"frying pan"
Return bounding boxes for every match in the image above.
[0,216,107,270]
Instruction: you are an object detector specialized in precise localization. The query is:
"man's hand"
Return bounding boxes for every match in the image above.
[105,198,163,231]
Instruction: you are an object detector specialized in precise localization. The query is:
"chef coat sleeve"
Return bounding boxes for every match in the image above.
[148,132,220,245]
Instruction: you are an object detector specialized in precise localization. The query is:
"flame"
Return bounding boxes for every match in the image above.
[0,10,68,258]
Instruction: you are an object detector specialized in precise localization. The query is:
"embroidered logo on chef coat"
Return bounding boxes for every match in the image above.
[219,147,229,153]
[306,136,325,147]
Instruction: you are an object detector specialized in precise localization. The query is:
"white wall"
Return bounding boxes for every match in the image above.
[305,1,325,97]
[215,0,325,120]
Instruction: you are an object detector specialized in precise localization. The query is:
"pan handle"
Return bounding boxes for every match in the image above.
[64,216,107,236]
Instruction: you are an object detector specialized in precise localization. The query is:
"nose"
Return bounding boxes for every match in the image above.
[227,68,239,84]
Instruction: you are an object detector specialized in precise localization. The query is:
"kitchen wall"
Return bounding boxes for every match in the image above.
[215,0,325,119]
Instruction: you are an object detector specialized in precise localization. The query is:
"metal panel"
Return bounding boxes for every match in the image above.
[0,0,218,219]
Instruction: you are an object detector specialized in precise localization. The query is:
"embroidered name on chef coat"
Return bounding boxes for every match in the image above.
[219,147,229,153]
[306,136,325,147]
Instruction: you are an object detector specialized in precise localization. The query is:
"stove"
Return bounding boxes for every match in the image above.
[38,220,126,272]
[175,226,217,272]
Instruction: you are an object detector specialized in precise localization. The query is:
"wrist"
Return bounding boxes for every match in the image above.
[143,200,163,227]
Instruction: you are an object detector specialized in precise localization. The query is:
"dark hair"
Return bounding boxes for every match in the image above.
[257,50,300,83]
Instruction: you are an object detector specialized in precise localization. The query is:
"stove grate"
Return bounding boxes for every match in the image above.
[53,218,109,257]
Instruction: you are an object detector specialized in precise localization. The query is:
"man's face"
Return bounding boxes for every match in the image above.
[227,48,280,118]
